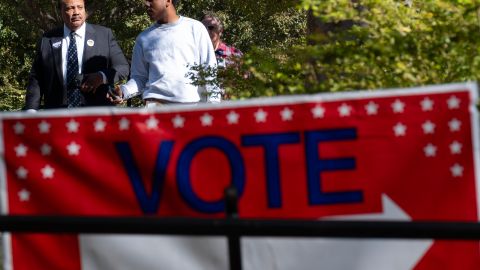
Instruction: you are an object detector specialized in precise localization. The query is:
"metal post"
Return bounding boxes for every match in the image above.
[225,185,242,270]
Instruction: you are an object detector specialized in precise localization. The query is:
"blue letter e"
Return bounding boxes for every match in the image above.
[305,129,363,205]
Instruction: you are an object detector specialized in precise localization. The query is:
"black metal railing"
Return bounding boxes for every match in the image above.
[1,186,480,270]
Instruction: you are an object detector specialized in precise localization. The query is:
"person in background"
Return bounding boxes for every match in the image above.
[25,0,129,110]
[109,0,220,106]
[201,12,243,69]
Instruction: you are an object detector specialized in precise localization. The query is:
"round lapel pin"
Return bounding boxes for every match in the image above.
[87,39,94,47]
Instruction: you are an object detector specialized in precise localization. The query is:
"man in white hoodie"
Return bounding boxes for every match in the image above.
[110,0,220,106]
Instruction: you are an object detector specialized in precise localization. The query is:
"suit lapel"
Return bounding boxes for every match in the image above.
[82,24,96,72]
[51,37,64,87]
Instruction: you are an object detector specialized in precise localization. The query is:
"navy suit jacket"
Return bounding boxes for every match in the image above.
[25,23,129,109]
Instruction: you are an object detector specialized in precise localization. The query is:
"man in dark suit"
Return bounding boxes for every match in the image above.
[25,0,129,110]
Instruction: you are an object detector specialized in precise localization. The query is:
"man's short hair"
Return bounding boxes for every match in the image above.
[172,0,180,7]
[58,0,64,10]
[58,0,87,10]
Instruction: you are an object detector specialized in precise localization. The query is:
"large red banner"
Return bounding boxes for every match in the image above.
[1,83,479,269]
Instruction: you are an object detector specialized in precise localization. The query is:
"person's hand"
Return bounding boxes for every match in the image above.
[106,85,124,104]
[80,73,103,93]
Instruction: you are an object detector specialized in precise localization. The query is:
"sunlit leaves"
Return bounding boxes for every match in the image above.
[227,0,480,98]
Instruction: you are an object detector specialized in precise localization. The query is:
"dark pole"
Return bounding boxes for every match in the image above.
[225,185,242,270]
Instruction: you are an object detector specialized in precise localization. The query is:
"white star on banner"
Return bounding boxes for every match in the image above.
[280,108,294,121]
[365,101,379,115]
[393,123,407,137]
[16,166,28,179]
[67,142,81,156]
[13,122,25,135]
[338,103,352,117]
[226,111,240,124]
[41,165,55,179]
[391,99,405,113]
[15,144,28,157]
[66,119,80,133]
[450,163,464,177]
[254,109,268,123]
[447,95,461,109]
[448,118,461,132]
[450,141,462,154]
[200,113,214,126]
[94,119,107,132]
[311,105,325,119]
[18,189,30,202]
[420,97,434,111]
[119,117,130,131]
[38,120,51,134]
[172,115,185,128]
[146,116,159,130]
[423,143,437,157]
[41,143,52,156]
[422,120,436,134]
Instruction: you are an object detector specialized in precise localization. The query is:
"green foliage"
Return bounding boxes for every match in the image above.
[3,0,479,109]
[86,2,149,60]
[0,0,304,110]
[0,2,34,110]
[226,0,480,98]
[178,0,306,51]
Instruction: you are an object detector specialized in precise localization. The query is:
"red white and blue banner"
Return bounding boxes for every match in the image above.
[1,82,480,269]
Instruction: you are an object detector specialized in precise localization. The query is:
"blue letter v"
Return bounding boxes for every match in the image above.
[115,141,174,214]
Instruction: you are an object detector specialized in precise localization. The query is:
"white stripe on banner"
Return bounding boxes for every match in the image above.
[80,236,431,270]
[80,235,228,270]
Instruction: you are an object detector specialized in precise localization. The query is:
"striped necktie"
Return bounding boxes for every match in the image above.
[66,31,81,108]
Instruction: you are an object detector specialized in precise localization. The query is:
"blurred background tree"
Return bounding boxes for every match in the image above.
[1,0,480,110]
[227,0,480,98]
[0,0,305,110]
